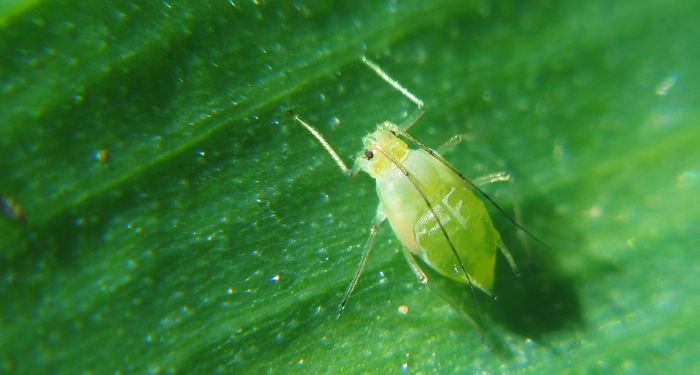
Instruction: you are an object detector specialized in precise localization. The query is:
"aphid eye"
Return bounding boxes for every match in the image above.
[364,149,374,160]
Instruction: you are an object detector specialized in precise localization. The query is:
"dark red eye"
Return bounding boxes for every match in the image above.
[364,149,374,160]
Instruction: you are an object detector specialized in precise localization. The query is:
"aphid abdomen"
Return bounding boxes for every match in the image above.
[415,189,499,291]
[376,149,500,292]
[374,149,439,253]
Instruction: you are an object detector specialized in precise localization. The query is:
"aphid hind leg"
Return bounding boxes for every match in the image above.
[338,206,386,318]
[360,56,425,131]
[471,171,530,267]
[401,247,491,349]
[433,140,526,272]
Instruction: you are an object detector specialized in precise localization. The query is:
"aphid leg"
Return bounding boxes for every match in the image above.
[360,56,425,131]
[289,109,359,177]
[338,206,386,318]
[470,171,511,187]
[436,133,478,155]
[401,247,491,349]
[496,239,520,277]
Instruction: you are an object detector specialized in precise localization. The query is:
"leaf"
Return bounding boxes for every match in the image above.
[1,0,699,373]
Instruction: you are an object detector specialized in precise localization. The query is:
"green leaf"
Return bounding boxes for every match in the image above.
[1,0,699,373]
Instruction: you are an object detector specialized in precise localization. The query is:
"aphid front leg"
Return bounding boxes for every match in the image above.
[338,206,386,318]
[401,247,491,348]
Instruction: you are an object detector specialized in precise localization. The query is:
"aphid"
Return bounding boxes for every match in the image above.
[291,56,548,345]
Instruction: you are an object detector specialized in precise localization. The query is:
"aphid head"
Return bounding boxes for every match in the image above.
[359,122,408,178]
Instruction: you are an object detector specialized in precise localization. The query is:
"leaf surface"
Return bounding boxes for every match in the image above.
[1,0,699,373]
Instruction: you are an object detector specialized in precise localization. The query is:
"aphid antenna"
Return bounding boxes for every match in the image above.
[288,109,359,177]
[360,55,425,131]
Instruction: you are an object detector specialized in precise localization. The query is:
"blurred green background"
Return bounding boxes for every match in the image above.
[1,0,699,373]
